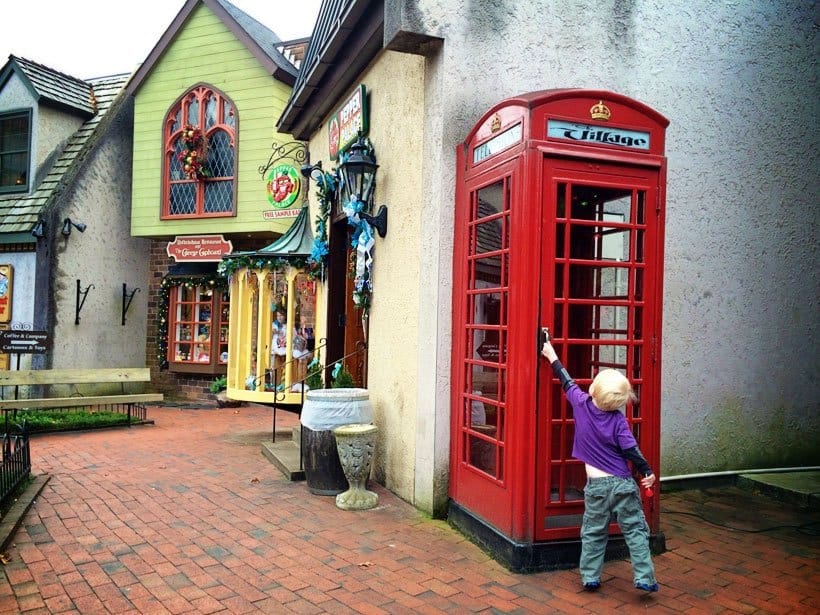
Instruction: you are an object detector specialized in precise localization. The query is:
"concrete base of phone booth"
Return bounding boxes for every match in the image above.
[447,501,666,574]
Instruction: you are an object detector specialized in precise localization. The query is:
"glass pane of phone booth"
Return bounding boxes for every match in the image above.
[465,179,510,479]
[544,181,647,534]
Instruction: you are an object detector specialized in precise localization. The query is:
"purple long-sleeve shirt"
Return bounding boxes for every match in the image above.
[566,383,638,479]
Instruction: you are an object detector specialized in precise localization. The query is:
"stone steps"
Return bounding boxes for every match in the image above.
[261,425,305,481]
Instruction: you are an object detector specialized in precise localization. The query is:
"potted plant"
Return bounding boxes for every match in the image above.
[210,375,240,408]
[300,361,373,495]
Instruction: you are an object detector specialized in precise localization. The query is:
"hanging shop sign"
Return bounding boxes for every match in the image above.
[166,235,233,262]
[328,84,369,160]
[266,164,301,209]
[0,264,12,323]
[547,119,650,150]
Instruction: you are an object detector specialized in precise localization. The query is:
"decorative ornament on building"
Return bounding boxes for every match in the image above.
[301,132,388,315]
[178,125,210,180]
[589,100,611,121]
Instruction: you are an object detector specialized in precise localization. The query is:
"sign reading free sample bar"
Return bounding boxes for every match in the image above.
[547,120,650,150]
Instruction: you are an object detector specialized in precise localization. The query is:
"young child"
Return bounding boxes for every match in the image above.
[541,337,659,594]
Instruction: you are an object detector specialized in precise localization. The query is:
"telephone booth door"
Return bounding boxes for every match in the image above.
[450,90,667,568]
[535,158,663,541]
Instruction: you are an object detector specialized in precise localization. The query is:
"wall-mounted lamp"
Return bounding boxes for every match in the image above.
[300,160,325,183]
[31,219,45,238]
[62,218,87,236]
[336,135,388,237]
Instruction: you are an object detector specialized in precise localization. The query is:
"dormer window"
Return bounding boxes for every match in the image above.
[0,110,31,193]
[162,85,237,218]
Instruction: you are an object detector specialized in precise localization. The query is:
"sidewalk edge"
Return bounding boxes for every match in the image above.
[0,473,50,553]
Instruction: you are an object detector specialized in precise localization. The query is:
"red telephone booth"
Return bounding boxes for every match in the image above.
[449,90,668,572]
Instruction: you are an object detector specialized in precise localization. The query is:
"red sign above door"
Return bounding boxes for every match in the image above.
[167,235,233,262]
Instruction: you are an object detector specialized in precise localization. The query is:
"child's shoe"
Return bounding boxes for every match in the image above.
[583,580,601,592]
[635,582,659,593]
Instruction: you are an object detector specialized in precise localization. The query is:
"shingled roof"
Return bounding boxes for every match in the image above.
[126,0,299,96]
[0,69,129,235]
[277,0,384,140]
[0,55,96,117]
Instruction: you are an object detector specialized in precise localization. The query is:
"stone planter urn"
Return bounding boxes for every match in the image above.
[301,388,374,495]
[333,423,378,510]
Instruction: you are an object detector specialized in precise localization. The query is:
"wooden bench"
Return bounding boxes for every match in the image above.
[0,368,163,424]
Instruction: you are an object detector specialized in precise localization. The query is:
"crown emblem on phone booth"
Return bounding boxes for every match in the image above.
[490,113,502,132]
[589,100,611,121]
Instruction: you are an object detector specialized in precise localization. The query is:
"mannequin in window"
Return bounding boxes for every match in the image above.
[271,310,287,378]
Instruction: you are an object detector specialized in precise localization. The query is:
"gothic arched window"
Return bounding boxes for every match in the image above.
[162,85,237,218]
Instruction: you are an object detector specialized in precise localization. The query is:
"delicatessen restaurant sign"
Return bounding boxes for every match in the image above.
[167,235,233,262]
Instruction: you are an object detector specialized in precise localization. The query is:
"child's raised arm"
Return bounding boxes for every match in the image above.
[541,339,575,391]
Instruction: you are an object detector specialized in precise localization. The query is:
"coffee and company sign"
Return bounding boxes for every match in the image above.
[167,235,233,262]
[0,330,49,354]
[328,84,369,160]
[547,120,650,150]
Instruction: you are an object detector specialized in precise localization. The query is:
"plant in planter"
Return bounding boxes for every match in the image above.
[209,375,227,394]
[305,358,324,390]
[210,375,240,408]
[331,363,356,388]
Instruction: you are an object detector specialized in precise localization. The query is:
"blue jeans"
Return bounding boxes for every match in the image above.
[580,476,656,586]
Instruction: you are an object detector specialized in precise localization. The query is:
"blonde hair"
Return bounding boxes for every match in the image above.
[589,369,636,411]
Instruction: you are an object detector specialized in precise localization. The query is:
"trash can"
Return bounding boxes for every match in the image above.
[300,388,373,495]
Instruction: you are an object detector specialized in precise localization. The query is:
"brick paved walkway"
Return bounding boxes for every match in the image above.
[1,405,818,614]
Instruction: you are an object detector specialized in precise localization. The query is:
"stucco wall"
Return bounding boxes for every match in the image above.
[306,51,426,504]
[389,0,819,480]
[51,97,152,375]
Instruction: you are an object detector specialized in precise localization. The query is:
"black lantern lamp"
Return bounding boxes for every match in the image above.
[337,134,388,238]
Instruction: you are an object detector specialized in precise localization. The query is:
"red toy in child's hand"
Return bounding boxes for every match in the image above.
[643,474,654,498]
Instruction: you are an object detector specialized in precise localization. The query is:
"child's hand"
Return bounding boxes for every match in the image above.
[640,473,656,489]
[541,341,558,362]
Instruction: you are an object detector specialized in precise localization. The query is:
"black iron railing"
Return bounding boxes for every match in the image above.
[0,417,31,510]
[259,341,369,471]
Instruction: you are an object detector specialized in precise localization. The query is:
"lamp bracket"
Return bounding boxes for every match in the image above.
[360,205,388,238]
[258,141,308,177]
[75,280,95,325]
[122,284,141,326]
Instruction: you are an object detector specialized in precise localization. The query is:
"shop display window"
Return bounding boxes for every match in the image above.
[168,284,229,373]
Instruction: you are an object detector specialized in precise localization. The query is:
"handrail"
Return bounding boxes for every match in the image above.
[266,341,370,477]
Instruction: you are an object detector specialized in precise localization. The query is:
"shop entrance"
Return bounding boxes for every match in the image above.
[449,90,668,570]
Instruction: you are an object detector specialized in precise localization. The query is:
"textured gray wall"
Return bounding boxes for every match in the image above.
[392,0,819,476]
[50,97,152,373]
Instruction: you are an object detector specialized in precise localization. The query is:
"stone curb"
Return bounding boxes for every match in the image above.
[0,474,50,554]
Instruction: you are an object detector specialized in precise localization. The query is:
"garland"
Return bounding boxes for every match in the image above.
[178,125,210,180]
[338,140,375,313]
[156,273,228,370]
[217,254,314,280]
[308,172,335,268]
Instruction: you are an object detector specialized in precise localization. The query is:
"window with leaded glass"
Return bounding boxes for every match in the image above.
[163,85,236,218]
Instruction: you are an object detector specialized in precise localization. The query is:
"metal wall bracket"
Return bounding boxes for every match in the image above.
[75,280,94,325]
[258,141,308,177]
[122,284,141,325]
